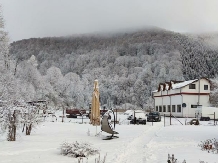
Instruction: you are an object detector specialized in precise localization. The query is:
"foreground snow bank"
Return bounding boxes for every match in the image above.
[0,117,218,163]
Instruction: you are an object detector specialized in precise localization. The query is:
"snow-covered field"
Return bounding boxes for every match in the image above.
[0,113,218,163]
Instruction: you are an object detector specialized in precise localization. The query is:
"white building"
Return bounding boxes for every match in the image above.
[152,78,211,117]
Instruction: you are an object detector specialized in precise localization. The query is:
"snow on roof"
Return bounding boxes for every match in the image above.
[165,85,169,90]
[172,79,198,89]
[152,79,200,92]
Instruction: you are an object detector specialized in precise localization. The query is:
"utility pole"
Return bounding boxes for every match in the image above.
[170,96,172,125]
[116,108,117,123]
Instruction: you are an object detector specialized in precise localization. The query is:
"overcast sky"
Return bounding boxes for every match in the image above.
[0,0,218,42]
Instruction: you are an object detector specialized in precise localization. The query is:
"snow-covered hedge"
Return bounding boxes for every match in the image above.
[60,141,99,158]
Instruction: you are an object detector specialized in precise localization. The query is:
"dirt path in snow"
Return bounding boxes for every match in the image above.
[112,122,163,163]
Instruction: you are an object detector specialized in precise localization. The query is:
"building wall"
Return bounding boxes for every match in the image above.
[154,94,183,117]
[182,78,210,94]
[182,94,210,117]
[181,78,210,117]
[153,78,210,117]
[154,91,161,96]
[168,89,181,95]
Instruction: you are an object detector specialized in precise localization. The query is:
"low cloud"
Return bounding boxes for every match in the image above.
[1,0,218,41]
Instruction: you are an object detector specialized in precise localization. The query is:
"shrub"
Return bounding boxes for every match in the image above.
[198,138,218,154]
[60,141,99,158]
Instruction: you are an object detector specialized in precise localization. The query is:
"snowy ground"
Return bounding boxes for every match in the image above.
[0,113,218,163]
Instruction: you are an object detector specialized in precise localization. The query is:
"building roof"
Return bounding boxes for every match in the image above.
[172,79,198,89]
[153,78,210,93]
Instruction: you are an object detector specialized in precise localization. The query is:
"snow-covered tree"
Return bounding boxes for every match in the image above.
[0,5,10,71]
[133,79,147,109]
[209,77,218,107]
[8,24,218,109]
[21,101,43,135]
[0,101,24,141]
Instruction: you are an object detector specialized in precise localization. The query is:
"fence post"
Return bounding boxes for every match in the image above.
[164,114,165,127]
[152,113,153,126]
[170,113,172,125]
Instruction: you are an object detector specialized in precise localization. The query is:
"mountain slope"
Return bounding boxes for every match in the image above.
[9,29,218,108]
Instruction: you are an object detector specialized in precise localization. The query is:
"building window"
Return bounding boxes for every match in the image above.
[204,85,208,90]
[167,105,171,112]
[172,105,175,112]
[163,105,166,112]
[156,106,158,111]
[191,105,197,108]
[159,106,162,112]
[189,84,196,89]
[177,105,181,112]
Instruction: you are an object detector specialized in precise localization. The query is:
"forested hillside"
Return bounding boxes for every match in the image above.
[9,29,218,109]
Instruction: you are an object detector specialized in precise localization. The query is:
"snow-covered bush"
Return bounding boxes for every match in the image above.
[167,154,186,163]
[199,161,208,163]
[198,138,218,154]
[95,153,107,163]
[60,141,99,158]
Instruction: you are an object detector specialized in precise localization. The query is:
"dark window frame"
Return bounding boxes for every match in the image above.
[191,105,197,108]
[159,106,162,112]
[163,105,166,112]
[172,105,176,112]
[189,84,196,89]
[204,85,208,90]
[177,105,181,112]
[167,105,171,112]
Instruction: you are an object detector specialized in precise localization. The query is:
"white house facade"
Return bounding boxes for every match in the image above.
[152,78,210,118]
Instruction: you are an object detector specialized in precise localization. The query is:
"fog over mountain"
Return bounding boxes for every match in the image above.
[0,0,218,41]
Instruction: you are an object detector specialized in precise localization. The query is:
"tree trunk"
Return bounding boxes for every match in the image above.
[13,125,16,141]
[7,123,16,141]
[22,123,25,132]
[7,111,17,141]
[14,59,19,76]
[26,124,32,135]
[62,107,64,123]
